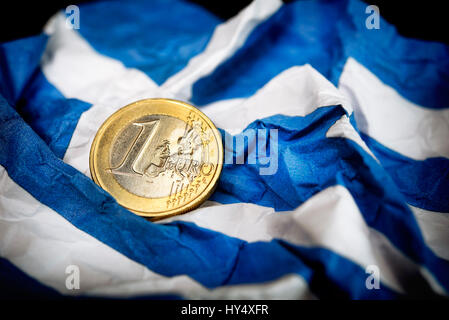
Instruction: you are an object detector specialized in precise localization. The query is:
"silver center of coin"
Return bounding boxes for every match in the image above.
[108,114,207,198]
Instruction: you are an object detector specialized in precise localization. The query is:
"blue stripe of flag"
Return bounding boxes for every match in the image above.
[0,34,91,159]
[210,105,449,290]
[360,133,449,213]
[76,0,221,85]
[191,0,449,109]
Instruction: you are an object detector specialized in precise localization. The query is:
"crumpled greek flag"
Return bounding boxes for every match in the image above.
[1,0,448,299]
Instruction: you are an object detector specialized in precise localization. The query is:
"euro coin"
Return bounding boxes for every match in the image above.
[89,98,223,219]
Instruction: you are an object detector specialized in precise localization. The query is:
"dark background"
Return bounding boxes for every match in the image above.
[0,0,447,44]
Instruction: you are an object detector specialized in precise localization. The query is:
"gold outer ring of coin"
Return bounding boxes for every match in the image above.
[89,98,223,220]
